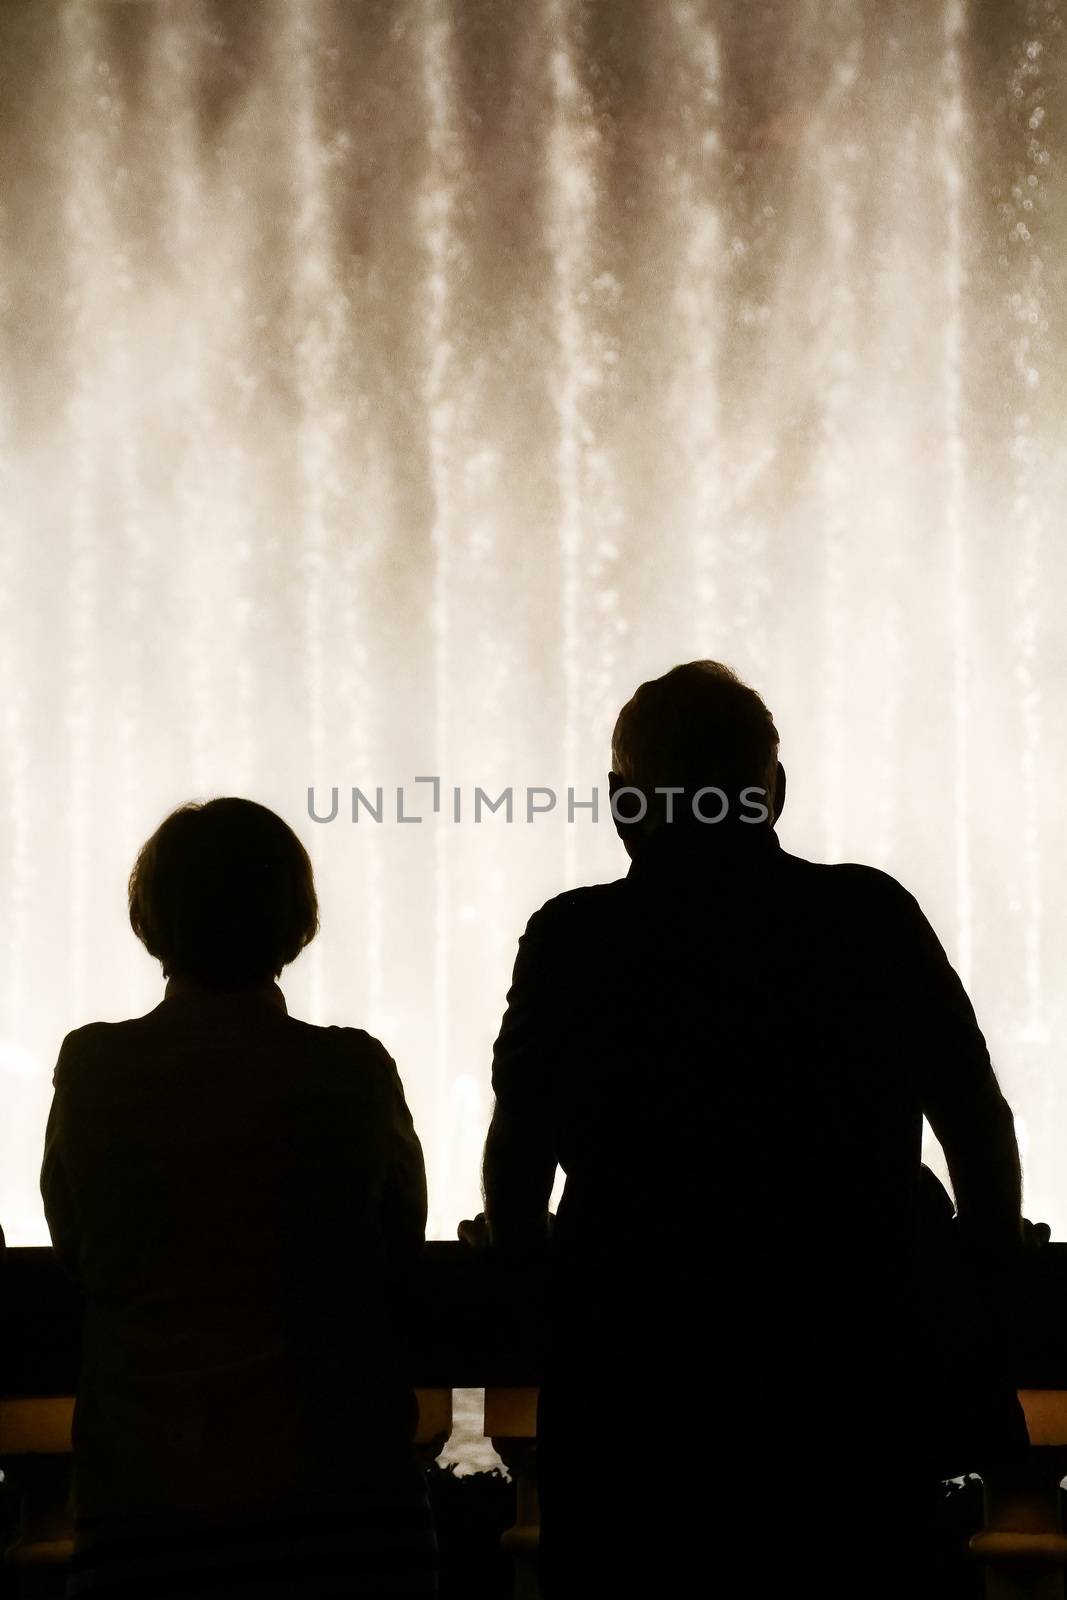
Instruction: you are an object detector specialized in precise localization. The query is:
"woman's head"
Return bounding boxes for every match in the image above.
[129,798,319,989]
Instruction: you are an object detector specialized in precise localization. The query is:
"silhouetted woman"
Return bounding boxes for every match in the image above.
[41,798,435,1597]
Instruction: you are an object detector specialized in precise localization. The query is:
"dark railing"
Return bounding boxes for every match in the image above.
[1,1242,546,1393]
[0,1244,544,1597]
[8,1244,1067,1600]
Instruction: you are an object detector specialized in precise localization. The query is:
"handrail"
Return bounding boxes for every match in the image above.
[0,1391,456,1454]
[9,1245,1067,1600]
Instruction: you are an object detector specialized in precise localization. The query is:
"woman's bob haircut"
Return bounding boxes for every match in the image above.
[129,797,319,989]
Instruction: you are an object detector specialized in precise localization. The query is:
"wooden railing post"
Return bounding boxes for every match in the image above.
[484,1387,540,1600]
[970,1395,1067,1600]
[971,1450,1067,1600]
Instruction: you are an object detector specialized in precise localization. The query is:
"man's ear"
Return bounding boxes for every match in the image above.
[773,762,787,824]
[608,771,639,858]
[608,771,624,835]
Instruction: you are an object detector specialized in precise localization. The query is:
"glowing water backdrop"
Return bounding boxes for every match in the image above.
[1,0,1066,1240]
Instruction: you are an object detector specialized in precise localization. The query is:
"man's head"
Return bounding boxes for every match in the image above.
[610,661,785,853]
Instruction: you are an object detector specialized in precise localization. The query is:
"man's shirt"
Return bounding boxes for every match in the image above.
[487,829,1012,1378]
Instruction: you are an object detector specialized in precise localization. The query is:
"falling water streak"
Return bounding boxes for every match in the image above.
[816,50,860,865]
[0,213,30,1042]
[670,0,723,649]
[583,446,624,760]
[289,7,330,804]
[872,114,920,870]
[339,525,383,1021]
[289,1,347,1023]
[874,509,903,870]
[104,63,148,921]
[230,459,256,797]
[421,0,459,1161]
[546,0,596,888]
[559,28,621,760]
[156,9,213,797]
[330,230,383,1028]
[726,452,776,680]
[1008,20,1048,1038]
[64,5,107,1025]
[220,105,259,798]
[1015,485,1044,1037]
[461,446,514,994]
[940,0,973,987]
[460,446,505,764]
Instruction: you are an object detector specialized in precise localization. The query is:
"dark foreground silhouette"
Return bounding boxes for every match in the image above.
[10,1233,1067,1599]
[477,661,1030,1599]
[40,799,435,1598]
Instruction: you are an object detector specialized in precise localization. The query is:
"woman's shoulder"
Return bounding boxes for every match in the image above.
[56,1018,128,1058]
[286,1018,392,1058]
[282,1018,402,1089]
[52,1018,141,1089]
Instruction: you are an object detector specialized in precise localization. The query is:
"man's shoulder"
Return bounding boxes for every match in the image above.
[524,879,629,933]
[779,849,920,919]
[521,857,924,944]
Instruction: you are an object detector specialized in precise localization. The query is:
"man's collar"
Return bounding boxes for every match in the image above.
[626,824,781,880]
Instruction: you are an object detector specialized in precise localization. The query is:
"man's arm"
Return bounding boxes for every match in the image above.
[897,888,1022,1252]
[937,1081,1022,1251]
[483,908,560,1254]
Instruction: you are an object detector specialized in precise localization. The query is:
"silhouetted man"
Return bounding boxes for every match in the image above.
[478,661,1025,1598]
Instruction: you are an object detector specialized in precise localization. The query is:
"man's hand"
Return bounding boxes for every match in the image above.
[458,1213,490,1250]
[457,1211,555,1250]
[1023,1216,1052,1250]
[953,1212,1050,1279]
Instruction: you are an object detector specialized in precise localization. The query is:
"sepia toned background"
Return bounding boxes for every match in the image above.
[0,0,1064,1239]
